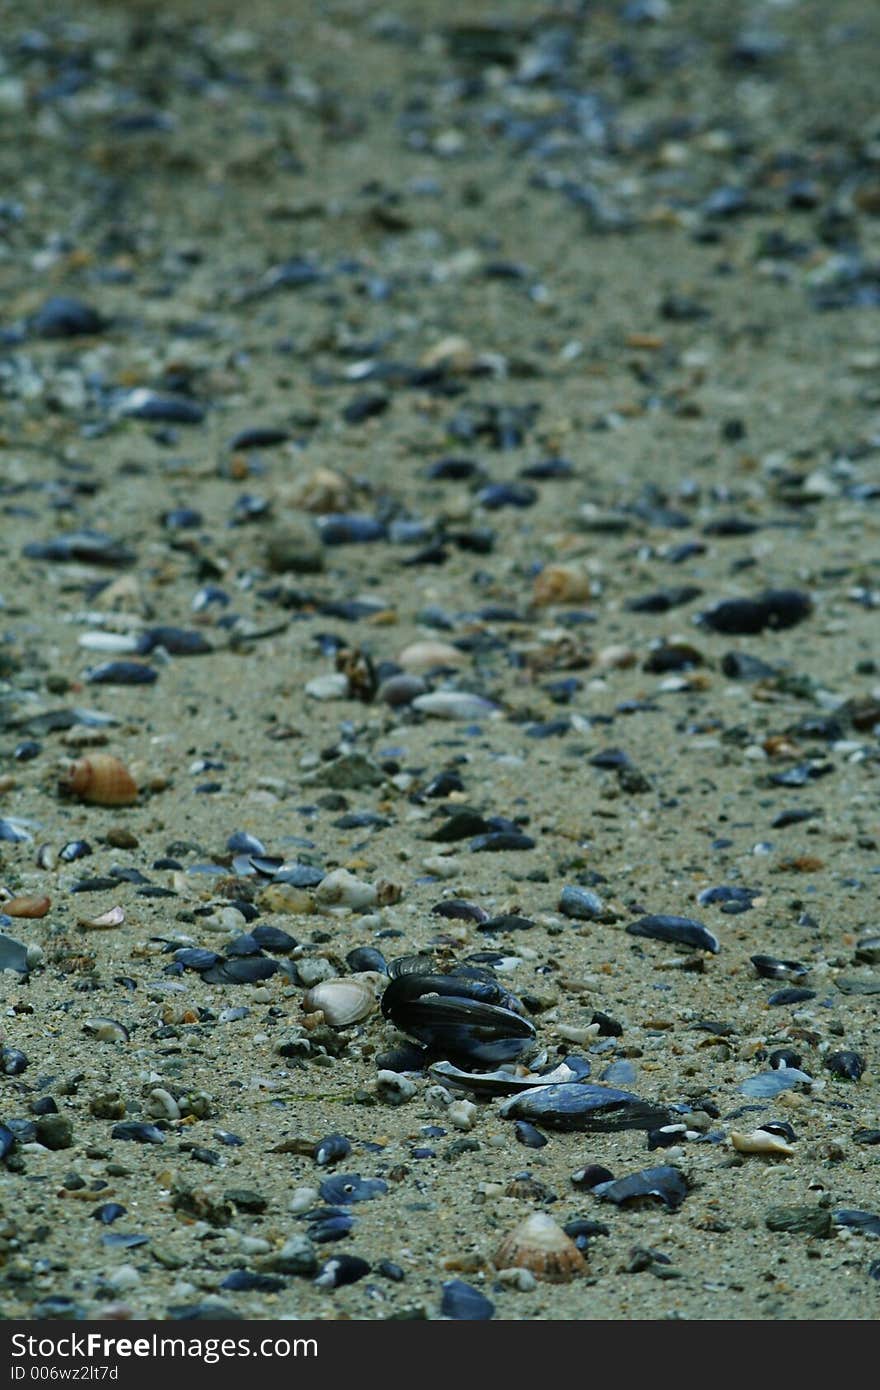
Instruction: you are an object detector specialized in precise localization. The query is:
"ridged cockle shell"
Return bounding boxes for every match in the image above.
[492,1212,586,1283]
[59,754,138,807]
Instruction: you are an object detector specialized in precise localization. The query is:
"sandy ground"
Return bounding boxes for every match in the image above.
[0,0,878,1320]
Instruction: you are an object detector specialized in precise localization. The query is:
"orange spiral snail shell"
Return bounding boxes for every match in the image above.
[59,753,138,807]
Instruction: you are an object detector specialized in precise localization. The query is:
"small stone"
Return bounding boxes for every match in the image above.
[765,1206,834,1238]
[34,1114,73,1150]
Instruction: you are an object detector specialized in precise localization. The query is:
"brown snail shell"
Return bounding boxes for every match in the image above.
[59,754,138,807]
[492,1211,586,1283]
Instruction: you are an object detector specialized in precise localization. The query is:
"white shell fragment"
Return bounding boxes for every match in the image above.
[397,640,467,673]
[83,1016,130,1043]
[411,691,498,720]
[730,1129,795,1157]
[77,905,125,930]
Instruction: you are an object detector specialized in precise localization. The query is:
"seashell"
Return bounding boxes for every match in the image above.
[593,1164,688,1211]
[532,565,592,606]
[499,1083,671,1133]
[314,868,378,912]
[314,1254,371,1289]
[397,640,467,673]
[202,957,280,985]
[382,971,536,1067]
[0,934,31,975]
[110,1122,165,1144]
[493,1212,586,1283]
[302,977,376,1028]
[739,1066,813,1098]
[2,895,50,919]
[59,754,138,807]
[412,691,498,721]
[77,905,125,930]
[440,1279,495,1321]
[318,1173,387,1205]
[626,914,718,953]
[84,1017,130,1044]
[751,954,809,980]
[290,467,355,515]
[730,1129,795,1157]
[428,1059,581,1096]
[825,1050,865,1081]
[315,1133,351,1167]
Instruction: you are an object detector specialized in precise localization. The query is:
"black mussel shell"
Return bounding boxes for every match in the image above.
[626,915,718,952]
[111,1122,165,1144]
[345,946,388,974]
[315,1134,352,1166]
[833,1209,880,1236]
[201,957,280,985]
[314,1255,371,1289]
[593,1164,688,1211]
[318,1173,388,1205]
[251,925,298,953]
[0,1124,16,1160]
[304,1208,356,1243]
[441,1279,495,1320]
[499,1084,671,1133]
[751,954,810,980]
[386,954,436,980]
[825,1050,865,1081]
[381,972,536,1065]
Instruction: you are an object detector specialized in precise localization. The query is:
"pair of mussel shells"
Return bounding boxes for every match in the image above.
[380,960,536,1066]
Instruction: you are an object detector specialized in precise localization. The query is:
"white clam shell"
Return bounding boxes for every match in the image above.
[301,977,376,1027]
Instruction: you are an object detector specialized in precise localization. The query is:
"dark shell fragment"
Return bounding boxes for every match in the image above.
[593,1164,688,1211]
[84,660,157,686]
[111,1122,165,1144]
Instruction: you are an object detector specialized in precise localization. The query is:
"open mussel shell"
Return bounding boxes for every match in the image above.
[428,1057,584,1096]
[499,1083,671,1133]
[381,972,536,1065]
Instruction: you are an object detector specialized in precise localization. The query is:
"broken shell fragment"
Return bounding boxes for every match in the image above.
[59,754,138,807]
[593,1164,688,1211]
[397,640,467,673]
[77,905,125,931]
[730,1128,795,1157]
[493,1211,586,1283]
[84,1017,130,1044]
[302,978,376,1028]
